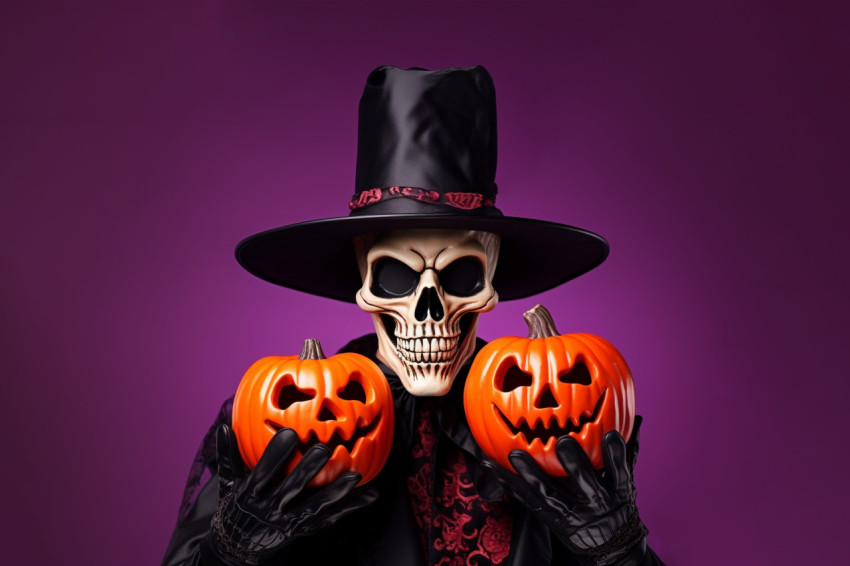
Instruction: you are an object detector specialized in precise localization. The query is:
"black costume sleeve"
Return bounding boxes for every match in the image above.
[161,473,218,565]
[162,399,232,566]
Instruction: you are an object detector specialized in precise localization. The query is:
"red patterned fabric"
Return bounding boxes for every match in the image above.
[406,401,513,565]
[349,186,497,211]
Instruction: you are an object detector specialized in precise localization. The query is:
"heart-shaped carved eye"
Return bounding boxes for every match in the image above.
[276,380,316,410]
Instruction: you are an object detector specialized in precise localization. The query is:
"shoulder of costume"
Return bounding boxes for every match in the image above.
[337,333,380,358]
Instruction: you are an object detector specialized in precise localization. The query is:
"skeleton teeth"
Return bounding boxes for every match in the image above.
[396,336,459,353]
[393,333,463,366]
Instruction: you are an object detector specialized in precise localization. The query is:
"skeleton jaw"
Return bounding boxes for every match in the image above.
[374,313,479,396]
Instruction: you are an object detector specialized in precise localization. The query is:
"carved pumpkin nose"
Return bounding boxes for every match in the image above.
[318,406,337,422]
[414,287,445,321]
[534,383,559,409]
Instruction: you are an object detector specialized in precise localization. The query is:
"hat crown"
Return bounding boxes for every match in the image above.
[235,65,609,303]
[354,66,498,204]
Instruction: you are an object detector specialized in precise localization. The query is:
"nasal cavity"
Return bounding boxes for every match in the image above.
[534,384,559,409]
[318,407,336,422]
[415,287,444,321]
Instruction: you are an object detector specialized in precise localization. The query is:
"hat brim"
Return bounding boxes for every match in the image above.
[235,213,609,303]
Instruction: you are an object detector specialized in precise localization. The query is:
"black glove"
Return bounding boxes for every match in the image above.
[482,416,648,566]
[200,424,379,565]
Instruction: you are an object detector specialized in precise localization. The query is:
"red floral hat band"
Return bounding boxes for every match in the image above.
[349,186,497,212]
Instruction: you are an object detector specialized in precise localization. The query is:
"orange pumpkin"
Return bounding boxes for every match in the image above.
[464,305,634,476]
[232,338,394,486]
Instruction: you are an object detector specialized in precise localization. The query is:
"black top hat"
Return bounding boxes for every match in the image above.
[236,65,608,302]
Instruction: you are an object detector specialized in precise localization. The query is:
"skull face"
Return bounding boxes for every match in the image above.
[355,229,500,396]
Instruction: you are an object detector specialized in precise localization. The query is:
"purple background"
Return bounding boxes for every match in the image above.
[2,1,848,564]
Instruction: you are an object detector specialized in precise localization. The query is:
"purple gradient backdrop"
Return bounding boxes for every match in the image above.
[2,1,848,564]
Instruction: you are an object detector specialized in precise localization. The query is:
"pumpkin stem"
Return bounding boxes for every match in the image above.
[523,304,560,339]
[299,338,326,360]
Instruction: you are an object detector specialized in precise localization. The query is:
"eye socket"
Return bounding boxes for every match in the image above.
[338,378,367,403]
[371,257,420,298]
[439,257,485,297]
[276,381,316,410]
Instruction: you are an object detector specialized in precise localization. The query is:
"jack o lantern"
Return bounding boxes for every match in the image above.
[232,338,394,486]
[464,305,634,476]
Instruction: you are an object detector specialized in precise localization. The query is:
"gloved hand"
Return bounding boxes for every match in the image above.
[200,424,379,565]
[482,416,648,566]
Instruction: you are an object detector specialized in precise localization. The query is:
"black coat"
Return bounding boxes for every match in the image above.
[162,335,664,566]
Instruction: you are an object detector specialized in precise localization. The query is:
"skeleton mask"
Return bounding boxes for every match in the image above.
[355,229,500,396]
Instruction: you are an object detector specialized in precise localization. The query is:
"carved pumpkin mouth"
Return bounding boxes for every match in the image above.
[266,413,383,455]
[493,389,607,444]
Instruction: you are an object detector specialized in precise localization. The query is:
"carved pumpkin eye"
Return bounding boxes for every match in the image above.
[558,361,592,385]
[338,377,367,403]
[371,257,420,297]
[276,381,316,410]
[439,257,485,297]
[496,363,533,392]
